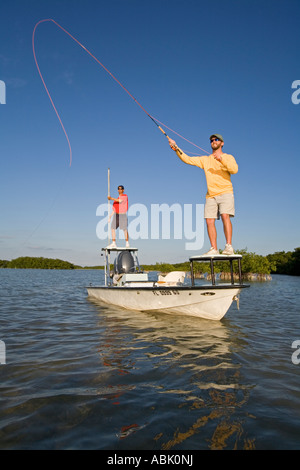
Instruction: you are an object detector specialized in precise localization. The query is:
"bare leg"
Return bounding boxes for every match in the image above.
[221,213,232,244]
[111,228,116,242]
[206,218,217,249]
[124,229,129,242]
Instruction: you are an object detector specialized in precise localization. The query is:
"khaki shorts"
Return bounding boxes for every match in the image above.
[204,193,235,219]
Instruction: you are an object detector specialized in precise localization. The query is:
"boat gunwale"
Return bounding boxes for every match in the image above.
[86,284,250,291]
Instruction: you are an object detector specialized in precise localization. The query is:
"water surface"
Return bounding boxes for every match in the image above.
[0,269,299,449]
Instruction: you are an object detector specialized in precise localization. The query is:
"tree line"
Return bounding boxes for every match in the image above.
[142,248,300,276]
[0,248,299,275]
[266,248,300,276]
[0,257,80,270]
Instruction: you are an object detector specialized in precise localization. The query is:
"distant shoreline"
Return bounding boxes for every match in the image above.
[0,266,276,281]
[0,249,299,276]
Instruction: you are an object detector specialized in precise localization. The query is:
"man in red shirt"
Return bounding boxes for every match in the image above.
[107,185,129,248]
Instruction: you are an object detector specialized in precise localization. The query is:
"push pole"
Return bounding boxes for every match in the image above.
[105,168,111,286]
[107,167,111,246]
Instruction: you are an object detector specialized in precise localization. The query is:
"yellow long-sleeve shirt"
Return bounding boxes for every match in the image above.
[175,148,238,198]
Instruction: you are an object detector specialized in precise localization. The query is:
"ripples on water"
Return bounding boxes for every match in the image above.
[0,269,299,449]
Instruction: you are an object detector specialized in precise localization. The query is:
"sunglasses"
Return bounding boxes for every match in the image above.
[210,138,220,143]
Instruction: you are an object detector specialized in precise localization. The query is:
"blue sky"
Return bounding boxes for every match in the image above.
[1,0,299,266]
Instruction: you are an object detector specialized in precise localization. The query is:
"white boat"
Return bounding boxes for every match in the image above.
[86,247,249,321]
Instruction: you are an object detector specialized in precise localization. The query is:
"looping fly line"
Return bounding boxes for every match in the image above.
[32,19,209,166]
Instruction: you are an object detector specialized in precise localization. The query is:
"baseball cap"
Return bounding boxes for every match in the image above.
[210,134,224,142]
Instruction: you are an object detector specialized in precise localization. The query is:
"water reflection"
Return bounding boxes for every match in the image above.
[89,299,256,449]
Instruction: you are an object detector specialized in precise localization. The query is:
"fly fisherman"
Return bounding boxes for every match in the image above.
[168,134,238,255]
[107,185,129,248]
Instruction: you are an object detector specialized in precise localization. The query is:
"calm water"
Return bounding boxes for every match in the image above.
[0,269,299,450]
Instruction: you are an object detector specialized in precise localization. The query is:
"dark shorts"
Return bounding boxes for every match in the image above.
[111,213,128,230]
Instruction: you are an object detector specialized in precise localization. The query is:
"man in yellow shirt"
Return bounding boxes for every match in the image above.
[168,134,238,255]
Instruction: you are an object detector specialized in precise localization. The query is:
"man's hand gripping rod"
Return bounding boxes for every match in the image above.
[148,114,182,155]
[158,125,182,155]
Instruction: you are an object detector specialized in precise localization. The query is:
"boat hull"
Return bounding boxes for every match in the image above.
[86,285,244,320]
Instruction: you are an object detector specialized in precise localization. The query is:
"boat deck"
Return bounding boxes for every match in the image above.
[102,246,138,252]
[189,254,242,261]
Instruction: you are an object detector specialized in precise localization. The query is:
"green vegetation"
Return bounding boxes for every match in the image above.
[266,248,300,276]
[0,257,78,269]
[142,248,300,276]
[0,248,299,275]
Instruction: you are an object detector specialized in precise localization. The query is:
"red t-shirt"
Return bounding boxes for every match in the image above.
[113,193,128,214]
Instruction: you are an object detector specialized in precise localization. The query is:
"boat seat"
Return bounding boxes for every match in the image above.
[157,271,186,285]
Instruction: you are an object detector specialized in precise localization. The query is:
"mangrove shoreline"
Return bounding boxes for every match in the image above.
[0,248,299,278]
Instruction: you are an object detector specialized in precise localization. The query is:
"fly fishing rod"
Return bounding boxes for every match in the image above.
[145,114,182,154]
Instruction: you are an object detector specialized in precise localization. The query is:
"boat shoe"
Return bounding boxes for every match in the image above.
[222,244,234,255]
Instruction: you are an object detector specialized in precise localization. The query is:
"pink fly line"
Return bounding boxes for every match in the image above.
[32,19,209,166]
